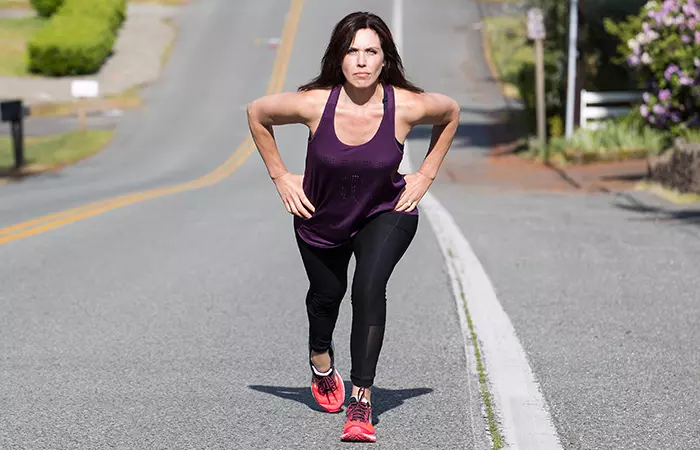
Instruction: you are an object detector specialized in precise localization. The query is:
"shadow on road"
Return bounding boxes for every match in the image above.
[248,383,433,425]
[612,192,700,226]
[406,106,527,152]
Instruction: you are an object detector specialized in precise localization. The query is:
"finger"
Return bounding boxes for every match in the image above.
[396,199,410,212]
[287,198,301,217]
[299,193,315,213]
[395,192,408,210]
[283,199,292,214]
[293,195,312,219]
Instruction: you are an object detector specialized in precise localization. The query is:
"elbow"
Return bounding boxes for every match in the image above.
[246,101,256,122]
[451,100,461,122]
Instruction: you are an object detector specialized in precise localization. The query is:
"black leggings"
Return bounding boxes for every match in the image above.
[295,211,419,388]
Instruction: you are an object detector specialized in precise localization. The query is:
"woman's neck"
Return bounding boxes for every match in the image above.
[340,82,383,109]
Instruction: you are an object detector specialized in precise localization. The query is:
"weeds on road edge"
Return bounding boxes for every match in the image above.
[447,248,504,450]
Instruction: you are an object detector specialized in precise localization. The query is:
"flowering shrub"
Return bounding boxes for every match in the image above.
[605,0,700,135]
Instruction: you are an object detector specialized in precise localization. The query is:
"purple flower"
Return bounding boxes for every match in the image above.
[683,34,692,43]
[680,75,694,85]
[653,104,667,115]
[628,55,641,67]
[670,111,682,123]
[695,58,700,68]
[643,92,652,103]
[659,89,672,101]
[641,105,650,118]
[665,64,680,80]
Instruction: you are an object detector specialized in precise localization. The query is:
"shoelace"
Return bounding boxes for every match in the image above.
[316,372,337,395]
[347,399,370,422]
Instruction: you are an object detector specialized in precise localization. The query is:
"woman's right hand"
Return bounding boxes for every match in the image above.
[272,173,315,219]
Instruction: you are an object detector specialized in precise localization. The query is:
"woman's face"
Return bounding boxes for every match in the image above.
[342,28,384,88]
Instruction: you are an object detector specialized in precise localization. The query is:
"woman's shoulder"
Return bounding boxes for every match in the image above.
[391,86,427,120]
[391,86,459,125]
[296,88,334,119]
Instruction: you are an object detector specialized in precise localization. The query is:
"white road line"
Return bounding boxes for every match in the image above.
[394,0,563,448]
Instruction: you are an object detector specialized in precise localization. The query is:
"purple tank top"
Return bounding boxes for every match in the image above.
[295,83,418,248]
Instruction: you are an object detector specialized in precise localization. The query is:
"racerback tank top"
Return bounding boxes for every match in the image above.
[294,83,418,248]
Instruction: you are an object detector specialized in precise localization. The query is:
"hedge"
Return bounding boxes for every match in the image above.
[27,0,126,76]
[28,15,116,76]
[29,0,64,17]
[58,0,126,34]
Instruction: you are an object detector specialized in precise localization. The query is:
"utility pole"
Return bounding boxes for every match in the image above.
[565,0,579,138]
[528,8,547,156]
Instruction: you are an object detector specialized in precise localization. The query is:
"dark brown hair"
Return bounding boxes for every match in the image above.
[297,11,424,93]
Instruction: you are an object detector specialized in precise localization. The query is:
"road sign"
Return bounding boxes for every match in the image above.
[71,80,99,98]
[527,8,547,154]
[527,8,546,40]
[70,80,99,132]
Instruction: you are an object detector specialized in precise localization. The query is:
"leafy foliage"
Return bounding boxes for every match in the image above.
[605,0,700,135]
[27,0,126,76]
[29,0,64,18]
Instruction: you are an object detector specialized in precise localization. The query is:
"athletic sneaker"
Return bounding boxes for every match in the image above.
[341,390,376,443]
[309,344,345,413]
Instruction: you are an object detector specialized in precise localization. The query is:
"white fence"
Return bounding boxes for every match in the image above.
[580,90,644,129]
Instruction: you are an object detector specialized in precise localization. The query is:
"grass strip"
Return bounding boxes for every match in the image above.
[447,248,504,449]
[0,129,114,175]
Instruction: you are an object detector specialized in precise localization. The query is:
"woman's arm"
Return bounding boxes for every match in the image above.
[246,91,318,218]
[394,92,460,212]
[246,91,316,179]
[409,92,461,180]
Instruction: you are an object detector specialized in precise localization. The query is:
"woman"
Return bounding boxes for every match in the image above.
[247,10,459,443]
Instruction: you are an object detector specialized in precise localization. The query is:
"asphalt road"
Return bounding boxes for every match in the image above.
[1,1,489,448]
[2,0,700,449]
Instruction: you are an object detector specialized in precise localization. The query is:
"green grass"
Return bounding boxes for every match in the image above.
[523,116,670,164]
[483,16,533,100]
[447,250,504,449]
[0,0,30,8]
[0,16,47,76]
[0,130,114,173]
[0,0,190,7]
[636,181,700,204]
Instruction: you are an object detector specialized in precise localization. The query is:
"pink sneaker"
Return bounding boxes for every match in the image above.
[341,389,376,442]
[309,345,345,413]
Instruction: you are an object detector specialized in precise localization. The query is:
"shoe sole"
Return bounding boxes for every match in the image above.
[341,427,376,443]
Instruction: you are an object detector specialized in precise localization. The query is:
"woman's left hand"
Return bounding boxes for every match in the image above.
[395,172,434,212]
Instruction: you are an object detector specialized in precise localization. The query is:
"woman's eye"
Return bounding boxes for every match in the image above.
[368,49,377,54]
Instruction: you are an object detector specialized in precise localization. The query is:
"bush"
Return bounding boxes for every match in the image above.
[26,0,127,76]
[28,15,116,76]
[29,0,64,17]
[58,0,127,34]
[604,0,700,136]
[527,113,670,163]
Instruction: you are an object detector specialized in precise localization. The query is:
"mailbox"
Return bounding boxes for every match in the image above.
[1,100,24,122]
[1,99,28,169]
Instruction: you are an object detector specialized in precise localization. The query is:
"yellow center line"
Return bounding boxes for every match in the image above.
[0,0,303,246]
